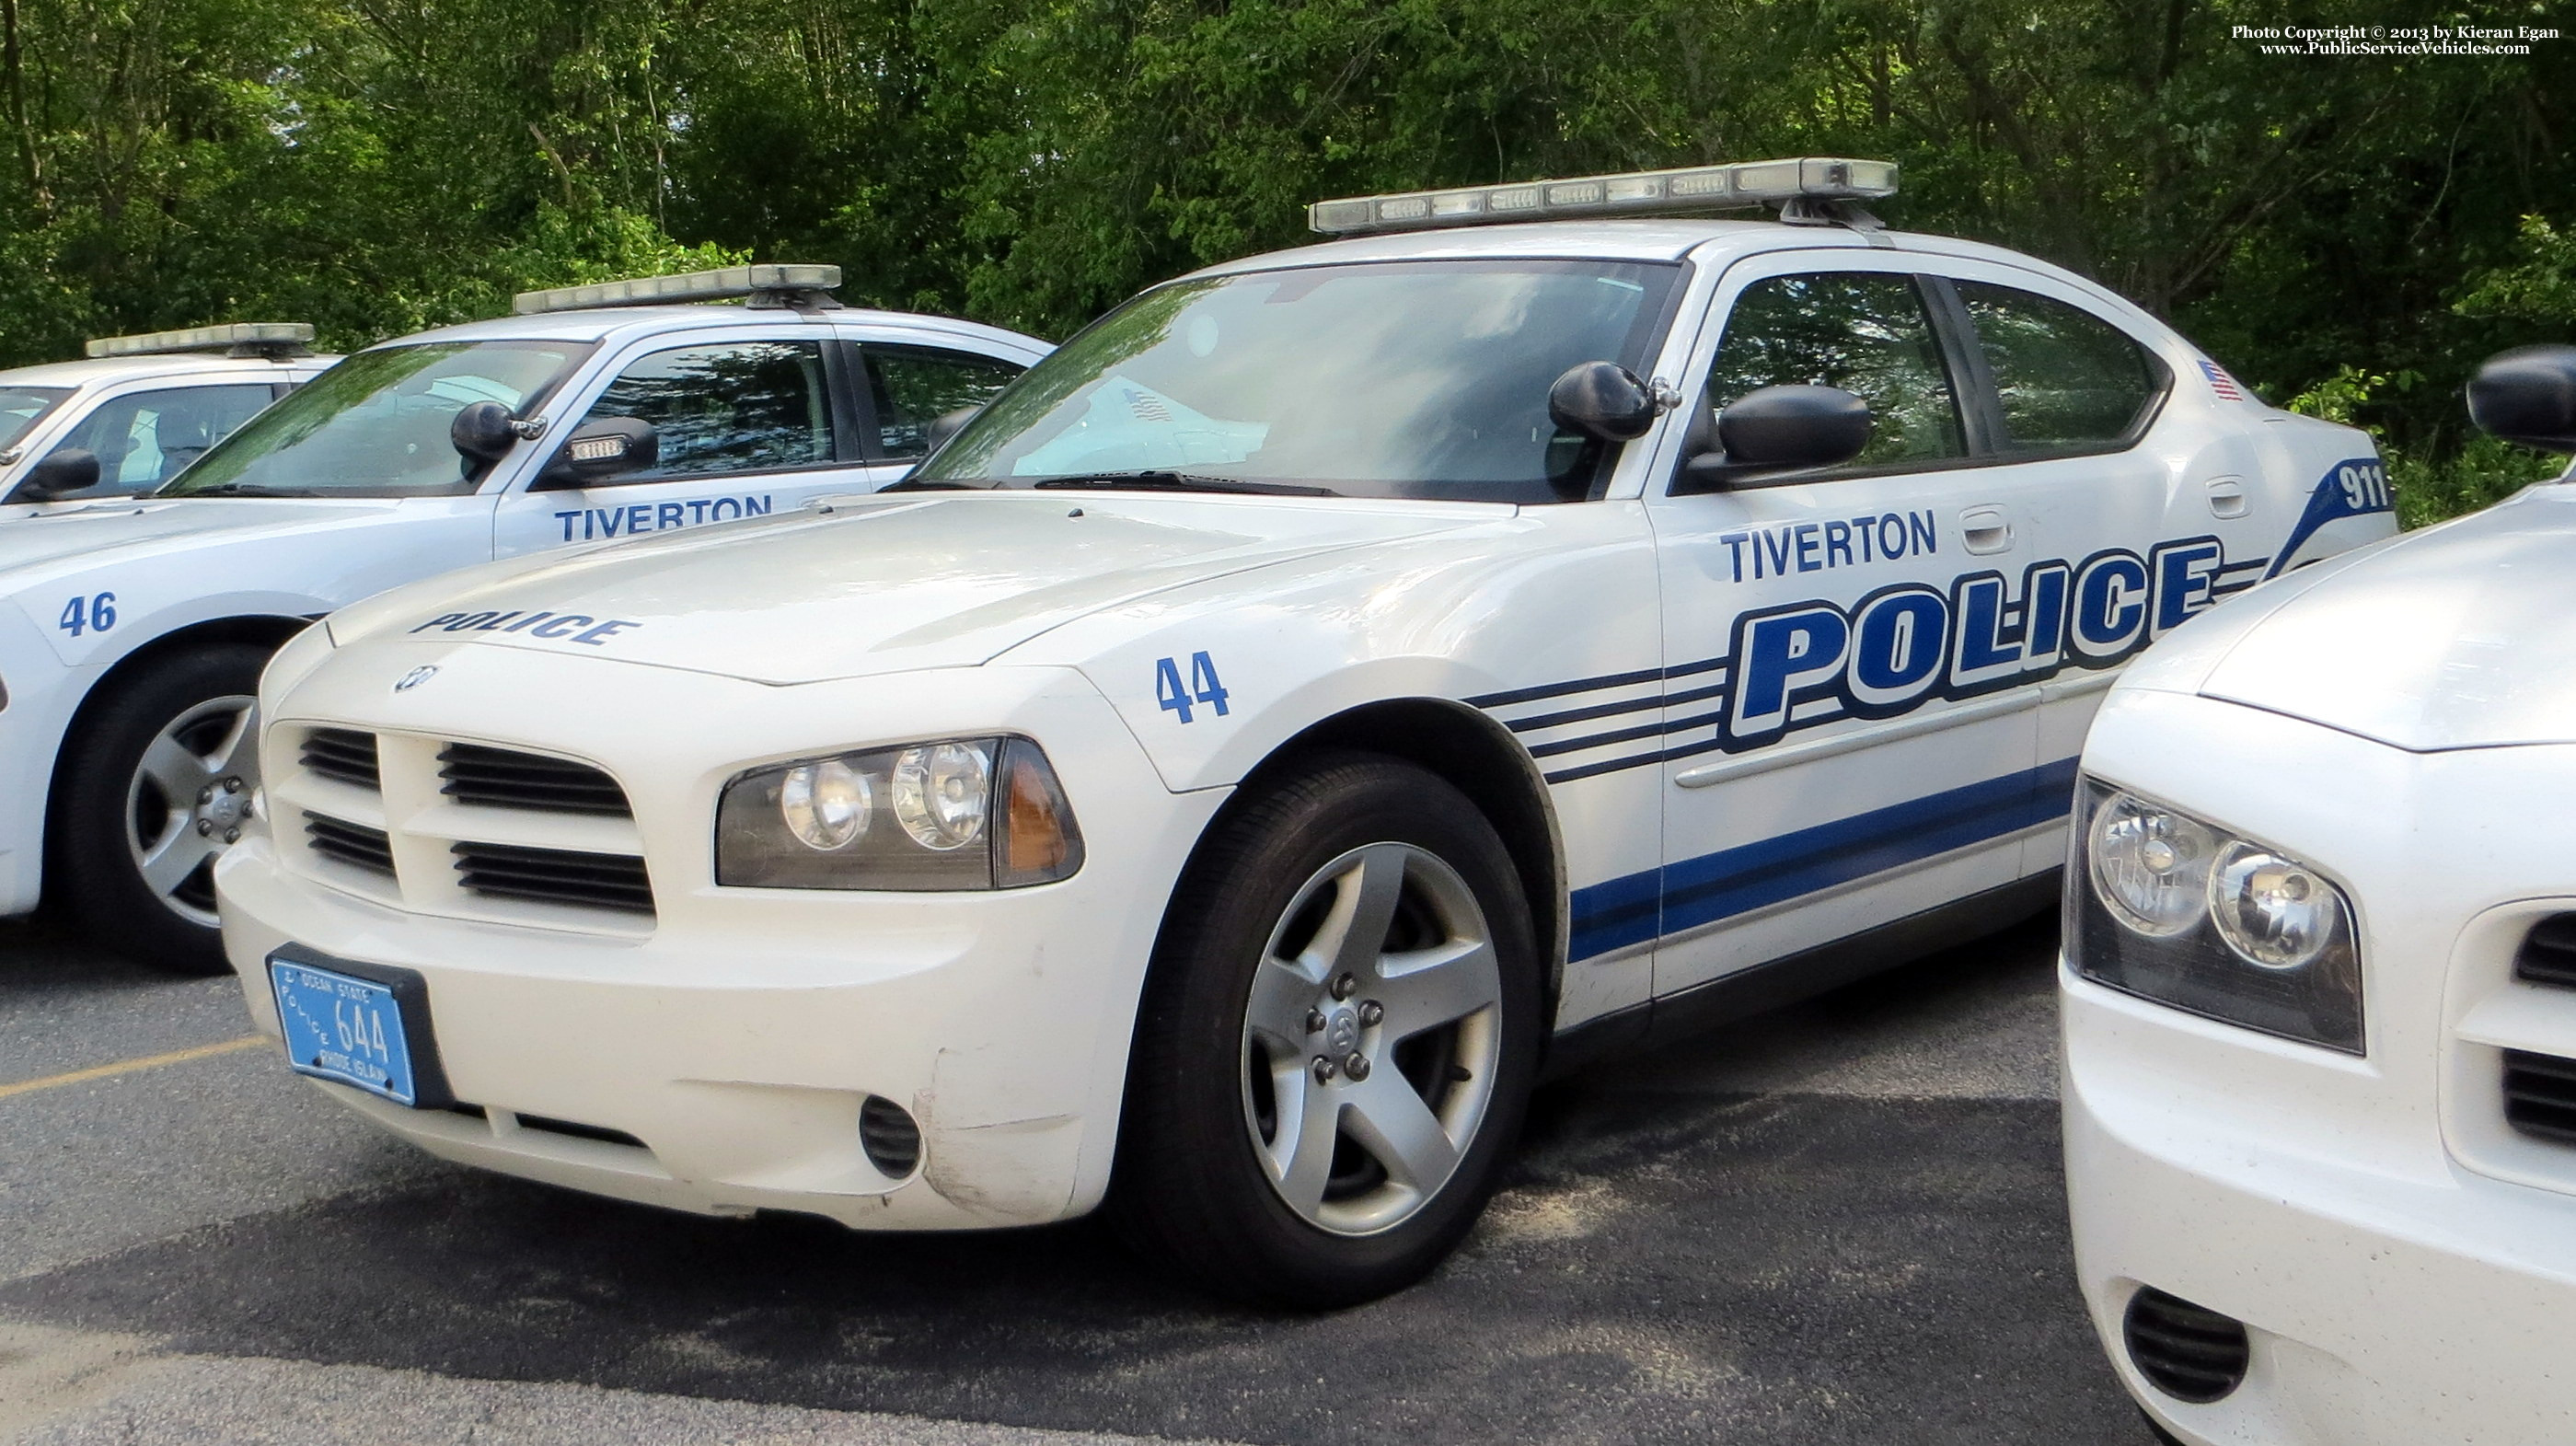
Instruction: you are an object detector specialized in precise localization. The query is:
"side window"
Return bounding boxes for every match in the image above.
[1956,282,2166,451]
[864,346,1022,459]
[1706,272,1966,468]
[44,383,276,495]
[578,340,833,483]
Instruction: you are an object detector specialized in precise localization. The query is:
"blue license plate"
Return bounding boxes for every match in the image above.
[269,956,422,1106]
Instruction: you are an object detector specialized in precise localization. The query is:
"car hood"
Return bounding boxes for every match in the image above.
[328,491,1496,685]
[2197,485,2576,751]
[0,496,400,580]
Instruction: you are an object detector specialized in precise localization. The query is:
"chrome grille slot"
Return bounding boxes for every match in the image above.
[299,728,380,790]
[303,812,395,877]
[451,840,653,916]
[438,743,630,816]
[2503,1049,2576,1145]
[2513,914,2576,989]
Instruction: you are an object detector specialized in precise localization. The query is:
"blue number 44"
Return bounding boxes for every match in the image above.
[1155,652,1230,723]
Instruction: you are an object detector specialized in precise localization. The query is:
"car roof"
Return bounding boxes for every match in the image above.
[0,353,340,389]
[1178,216,2167,340]
[386,304,1047,356]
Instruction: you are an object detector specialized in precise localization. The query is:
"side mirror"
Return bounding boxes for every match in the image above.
[1548,362,1658,443]
[450,400,520,466]
[12,447,101,502]
[2467,345,2576,454]
[924,404,981,453]
[1679,385,1873,491]
[530,417,659,492]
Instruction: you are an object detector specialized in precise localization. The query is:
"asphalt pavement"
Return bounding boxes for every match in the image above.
[0,908,2153,1445]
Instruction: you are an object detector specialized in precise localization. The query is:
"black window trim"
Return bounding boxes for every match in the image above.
[1662,265,2177,498]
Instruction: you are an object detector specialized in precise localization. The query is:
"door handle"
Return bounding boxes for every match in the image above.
[2204,476,2249,518]
[1959,505,2013,554]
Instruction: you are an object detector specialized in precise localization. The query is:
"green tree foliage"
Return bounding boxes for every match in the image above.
[0,0,2568,518]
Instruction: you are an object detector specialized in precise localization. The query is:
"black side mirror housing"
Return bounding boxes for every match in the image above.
[450,400,521,467]
[924,404,982,454]
[2467,345,2576,454]
[1678,385,1874,491]
[530,417,660,492]
[12,447,102,502]
[1548,362,1658,443]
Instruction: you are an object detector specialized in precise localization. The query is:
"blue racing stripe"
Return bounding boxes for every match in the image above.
[1565,757,2080,963]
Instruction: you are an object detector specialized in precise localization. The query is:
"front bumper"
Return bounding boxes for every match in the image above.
[218,645,1221,1231]
[2065,973,2576,1446]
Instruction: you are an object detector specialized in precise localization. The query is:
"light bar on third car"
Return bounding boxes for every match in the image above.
[513,264,844,316]
[1308,156,1898,237]
[85,322,316,359]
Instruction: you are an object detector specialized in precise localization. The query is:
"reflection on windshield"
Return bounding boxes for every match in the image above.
[0,388,69,452]
[920,259,1681,503]
[160,341,585,498]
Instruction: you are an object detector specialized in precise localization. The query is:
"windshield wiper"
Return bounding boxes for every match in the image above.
[1029,471,1336,497]
[879,477,977,492]
[166,483,305,498]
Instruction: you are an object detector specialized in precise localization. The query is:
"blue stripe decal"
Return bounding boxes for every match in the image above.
[1565,757,2081,963]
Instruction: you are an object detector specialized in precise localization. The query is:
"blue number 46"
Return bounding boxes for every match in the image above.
[1155,652,1230,723]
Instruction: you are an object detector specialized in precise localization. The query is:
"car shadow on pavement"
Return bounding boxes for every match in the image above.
[0,914,2147,1445]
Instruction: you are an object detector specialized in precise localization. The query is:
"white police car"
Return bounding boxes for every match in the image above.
[2064,345,2576,1444]
[214,159,2392,1306]
[0,267,1043,971]
[1,324,337,511]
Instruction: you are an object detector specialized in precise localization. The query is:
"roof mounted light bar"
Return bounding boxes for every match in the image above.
[513,263,844,316]
[1308,156,1898,237]
[85,322,316,359]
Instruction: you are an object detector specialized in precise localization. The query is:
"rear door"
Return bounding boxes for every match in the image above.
[1644,251,2057,1003]
[1913,261,2196,876]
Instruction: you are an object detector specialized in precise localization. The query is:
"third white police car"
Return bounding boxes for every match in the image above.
[2065,347,2576,1444]
[0,268,1042,970]
[215,159,2392,1306]
[1,323,336,511]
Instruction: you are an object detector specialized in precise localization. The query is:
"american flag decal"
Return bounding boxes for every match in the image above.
[2200,359,2246,401]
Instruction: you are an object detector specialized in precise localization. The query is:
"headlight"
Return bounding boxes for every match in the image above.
[716,736,1083,891]
[2068,778,2362,1054]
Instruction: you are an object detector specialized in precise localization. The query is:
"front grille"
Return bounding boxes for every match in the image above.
[438,743,630,816]
[451,840,653,916]
[2514,915,2576,989]
[299,728,380,790]
[2503,1049,2576,1144]
[304,813,395,877]
[2122,1287,2249,1404]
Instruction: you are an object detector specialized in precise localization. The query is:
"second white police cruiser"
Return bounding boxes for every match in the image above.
[217,159,2394,1305]
[2065,348,2576,1445]
[0,268,1042,970]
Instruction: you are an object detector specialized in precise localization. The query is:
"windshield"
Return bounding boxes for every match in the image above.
[918,259,1682,503]
[0,387,69,453]
[159,341,588,498]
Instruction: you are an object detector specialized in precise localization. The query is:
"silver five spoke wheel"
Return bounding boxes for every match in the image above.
[125,693,260,925]
[1241,841,1502,1235]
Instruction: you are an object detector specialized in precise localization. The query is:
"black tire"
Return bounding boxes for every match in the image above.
[1110,750,1542,1308]
[51,642,271,975]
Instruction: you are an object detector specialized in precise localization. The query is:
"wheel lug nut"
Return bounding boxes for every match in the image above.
[222,777,241,792]
[1357,1001,1384,1026]
[1345,1054,1370,1081]
[223,827,239,844]
[1331,973,1358,1001]
[1304,1008,1327,1034]
[1311,1056,1337,1083]
[196,819,214,836]
[197,785,214,804]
